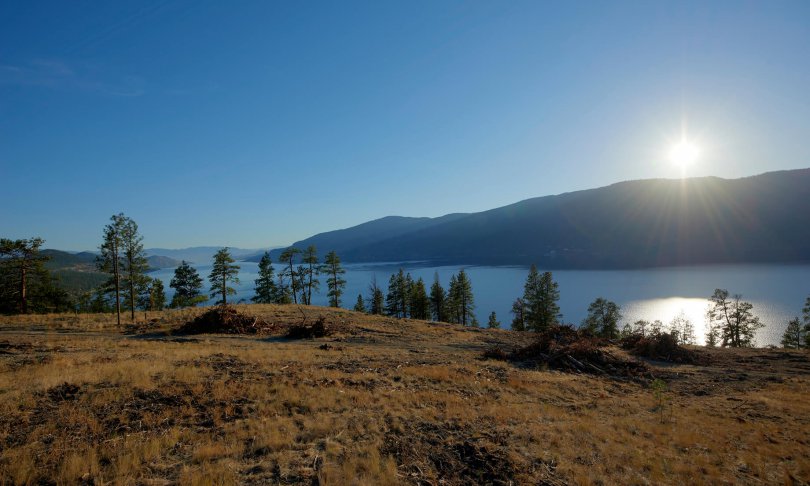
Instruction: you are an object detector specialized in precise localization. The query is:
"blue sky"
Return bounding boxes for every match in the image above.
[2,1,809,250]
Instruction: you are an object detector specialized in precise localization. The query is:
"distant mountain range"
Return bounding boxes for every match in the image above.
[254,169,810,268]
[144,247,274,264]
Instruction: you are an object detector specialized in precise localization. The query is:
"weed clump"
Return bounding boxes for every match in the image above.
[175,305,274,335]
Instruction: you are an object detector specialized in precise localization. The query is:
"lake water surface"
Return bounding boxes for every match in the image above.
[149,262,810,347]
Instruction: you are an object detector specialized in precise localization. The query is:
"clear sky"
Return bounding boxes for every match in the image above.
[2,1,809,250]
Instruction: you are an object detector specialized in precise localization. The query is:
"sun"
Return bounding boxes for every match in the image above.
[668,140,699,168]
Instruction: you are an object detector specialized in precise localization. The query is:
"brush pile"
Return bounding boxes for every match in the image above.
[174,306,275,335]
[484,325,648,377]
[285,316,332,339]
[620,332,697,363]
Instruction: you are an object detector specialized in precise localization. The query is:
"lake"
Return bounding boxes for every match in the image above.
[149,262,810,347]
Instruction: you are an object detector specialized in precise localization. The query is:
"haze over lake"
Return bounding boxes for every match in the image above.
[150,261,810,347]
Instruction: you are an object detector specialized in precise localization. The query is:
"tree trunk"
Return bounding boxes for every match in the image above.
[222,274,227,305]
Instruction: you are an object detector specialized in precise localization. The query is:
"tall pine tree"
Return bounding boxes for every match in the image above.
[301,245,319,305]
[209,248,240,305]
[409,278,430,320]
[170,261,205,308]
[120,216,149,322]
[523,265,561,332]
[98,213,126,326]
[278,247,301,304]
[252,252,279,304]
[429,272,446,322]
[321,251,346,308]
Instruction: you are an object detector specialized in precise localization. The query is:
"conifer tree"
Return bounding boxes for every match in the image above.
[446,273,460,324]
[0,237,48,314]
[409,278,430,320]
[209,248,240,305]
[429,272,446,322]
[488,311,501,329]
[386,269,407,317]
[321,251,346,308]
[781,317,805,349]
[448,270,475,326]
[353,294,366,313]
[98,213,127,325]
[279,247,301,304]
[582,297,622,338]
[120,216,149,322]
[301,245,319,305]
[276,273,292,304]
[169,261,205,308]
[149,278,166,311]
[368,276,384,315]
[510,298,526,331]
[252,252,278,304]
[523,265,561,332]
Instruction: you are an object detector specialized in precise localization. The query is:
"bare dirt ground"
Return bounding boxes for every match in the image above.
[1,304,808,485]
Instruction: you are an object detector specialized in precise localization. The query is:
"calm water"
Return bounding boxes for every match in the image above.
[149,262,810,347]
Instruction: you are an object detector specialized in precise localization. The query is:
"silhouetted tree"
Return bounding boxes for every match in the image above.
[279,247,301,304]
[252,252,279,304]
[582,297,621,338]
[353,294,366,313]
[0,237,48,314]
[209,248,240,305]
[170,261,205,308]
[276,273,292,304]
[669,312,696,345]
[706,289,762,347]
[321,251,346,308]
[368,276,384,315]
[781,317,805,349]
[488,311,501,329]
[120,217,149,322]
[409,278,430,320]
[523,265,561,332]
[429,273,447,322]
[510,297,526,331]
[301,245,319,305]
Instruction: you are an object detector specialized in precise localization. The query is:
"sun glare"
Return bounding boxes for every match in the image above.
[668,140,699,169]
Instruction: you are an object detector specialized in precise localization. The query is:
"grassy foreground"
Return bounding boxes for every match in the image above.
[1,305,808,485]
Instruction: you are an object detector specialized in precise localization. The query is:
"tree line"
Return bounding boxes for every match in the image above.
[3,213,809,349]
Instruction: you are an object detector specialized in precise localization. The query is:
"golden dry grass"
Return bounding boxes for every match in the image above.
[1,305,808,485]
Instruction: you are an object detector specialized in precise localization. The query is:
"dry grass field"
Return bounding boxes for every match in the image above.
[1,305,808,485]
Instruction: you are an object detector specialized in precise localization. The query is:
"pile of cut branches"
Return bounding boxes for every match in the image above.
[174,305,275,335]
[620,332,698,363]
[484,325,648,377]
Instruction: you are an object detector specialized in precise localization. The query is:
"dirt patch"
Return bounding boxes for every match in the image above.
[174,305,276,335]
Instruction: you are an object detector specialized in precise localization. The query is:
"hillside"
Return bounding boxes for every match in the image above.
[0,305,807,484]
[275,169,810,268]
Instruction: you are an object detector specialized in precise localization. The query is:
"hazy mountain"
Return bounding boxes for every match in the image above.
[272,169,810,268]
[144,247,268,264]
[248,214,469,262]
[145,255,181,270]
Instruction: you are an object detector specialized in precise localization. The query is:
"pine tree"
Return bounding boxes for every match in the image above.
[209,248,240,306]
[781,317,805,349]
[582,297,622,338]
[98,213,126,326]
[0,237,48,314]
[446,274,460,324]
[409,278,430,320]
[447,270,475,326]
[353,294,366,313]
[321,251,346,308]
[368,276,385,315]
[301,245,319,305]
[120,216,149,322]
[429,273,446,322]
[276,273,292,304]
[523,265,561,332]
[278,247,301,304]
[706,289,763,347]
[488,311,501,329]
[149,278,166,311]
[169,261,205,308]
[386,270,406,317]
[803,296,810,348]
[510,298,526,331]
[252,252,278,304]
